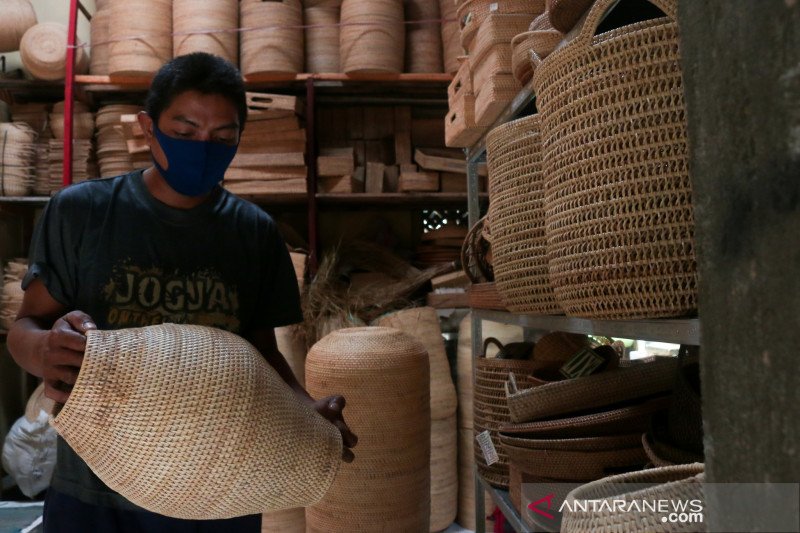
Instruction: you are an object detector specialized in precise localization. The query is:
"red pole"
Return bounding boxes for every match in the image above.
[63,0,79,187]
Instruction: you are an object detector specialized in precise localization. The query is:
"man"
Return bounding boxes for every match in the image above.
[7,52,356,532]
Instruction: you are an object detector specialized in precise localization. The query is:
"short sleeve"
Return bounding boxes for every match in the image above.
[251,220,303,331]
[21,191,83,307]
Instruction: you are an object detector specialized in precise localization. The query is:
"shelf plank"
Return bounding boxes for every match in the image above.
[0,196,50,205]
[478,476,533,533]
[316,192,487,206]
[473,309,701,345]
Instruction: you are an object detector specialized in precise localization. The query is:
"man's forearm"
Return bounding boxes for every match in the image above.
[7,317,49,378]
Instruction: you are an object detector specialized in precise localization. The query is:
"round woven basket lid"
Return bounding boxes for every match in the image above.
[50,324,342,520]
[0,0,37,53]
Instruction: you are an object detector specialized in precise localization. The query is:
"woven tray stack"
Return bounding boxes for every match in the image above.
[445,0,545,148]
[11,103,54,196]
[95,104,149,178]
[0,259,28,330]
[499,355,680,513]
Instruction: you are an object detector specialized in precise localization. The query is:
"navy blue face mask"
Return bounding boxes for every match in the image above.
[152,124,238,197]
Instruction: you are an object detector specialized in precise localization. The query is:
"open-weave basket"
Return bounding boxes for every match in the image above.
[511,29,563,84]
[561,463,705,533]
[50,324,342,520]
[506,356,678,423]
[534,0,697,320]
[487,114,562,314]
[305,327,431,532]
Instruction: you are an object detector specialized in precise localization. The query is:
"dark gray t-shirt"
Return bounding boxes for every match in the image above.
[22,170,303,510]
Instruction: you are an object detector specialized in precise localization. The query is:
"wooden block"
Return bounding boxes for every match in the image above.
[412,117,447,148]
[353,166,366,193]
[415,148,489,176]
[431,270,471,290]
[394,106,413,164]
[242,116,300,134]
[365,139,393,164]
[347,107,364,140]
[317,147,355,177]
[353,140,366,168]
[400,163,418,173]
[126,138,149,154]
[364,106,394,140]
[247,109,296,121]
[246,92,302,115]
[236,139,307,154]
[365,162,385,193]
[225,166,308,181]
[223,178,307,195]
[399,170,440,192]
[241,128,306,144]
[384,165,400,192]
[318,175,357,194]
[426,290,470,309]
[440,172,467,192]
[231,152,306,167]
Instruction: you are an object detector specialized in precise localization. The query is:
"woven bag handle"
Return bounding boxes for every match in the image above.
[483,337,505,358]
[531,0,677,67]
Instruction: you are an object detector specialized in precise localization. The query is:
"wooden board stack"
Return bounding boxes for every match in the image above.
[223,92,307,196]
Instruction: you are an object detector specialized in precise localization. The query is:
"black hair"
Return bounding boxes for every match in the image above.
[144,53,247,132]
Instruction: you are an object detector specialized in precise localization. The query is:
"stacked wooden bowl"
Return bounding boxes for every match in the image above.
[95,105,149,177]
[0,123,37,196]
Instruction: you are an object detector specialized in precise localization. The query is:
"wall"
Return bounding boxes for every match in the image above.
[679,0,800,530]
[3,0,94,74]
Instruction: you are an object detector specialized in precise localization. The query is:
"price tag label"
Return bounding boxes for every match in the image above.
[476,430,499,466]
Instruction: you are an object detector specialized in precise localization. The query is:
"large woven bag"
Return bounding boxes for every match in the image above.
[533,0,697,320]
[50,324,342,520]
[487,114,562,315]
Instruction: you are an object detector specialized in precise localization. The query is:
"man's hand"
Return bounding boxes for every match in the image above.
[313,395,357,463]
[42,311,97,404]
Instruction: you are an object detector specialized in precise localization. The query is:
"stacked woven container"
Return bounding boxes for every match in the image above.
[95,105,149,178]
[0,123,37,196]
[445,0,545,148]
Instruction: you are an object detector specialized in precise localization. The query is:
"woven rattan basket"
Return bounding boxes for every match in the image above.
[89,8,111,75]
[263,508,305,533]
[173,0,238,65]
[500,396,672,439]
[458,0,545,51]
[534,0,697,320]
[241,0,303,76]
[0,0,36,53]
[561,464,705,533]
[546,0,594,33]
[305,327,431,532]
[511,29,562,84]
[506,356,678,423]
[405,0,443,73]
[108,0,172,75]
[340,0,404,74]
[486,114,562,314]
[439,0,462,74]
[50,324,342,520]
[20,22,89,81]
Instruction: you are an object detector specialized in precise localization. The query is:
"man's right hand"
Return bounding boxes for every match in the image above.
[42,311,97,404]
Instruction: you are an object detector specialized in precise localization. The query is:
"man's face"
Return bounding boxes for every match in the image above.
[140,90,240,172]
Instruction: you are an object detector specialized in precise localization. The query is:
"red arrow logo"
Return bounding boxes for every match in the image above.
[527,494,555,520]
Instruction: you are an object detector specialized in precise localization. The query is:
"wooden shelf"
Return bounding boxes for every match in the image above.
[0,196,50,206]
[316,192,486,207]
[473,309,701,345]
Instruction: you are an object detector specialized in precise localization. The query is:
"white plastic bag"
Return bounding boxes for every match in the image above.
[2,409,57,498]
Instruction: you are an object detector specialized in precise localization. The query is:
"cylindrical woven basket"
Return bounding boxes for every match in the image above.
[376,307,457,420]
[534,0,697,320]
[173,0,239,65]
[304,7,340,73]
[439,0,462,74]
[457,429,495,531]
[241,0,303,76]
[108,0,172,76]
[89,8,111,75]
[340,0,404,74]
[405,0,443,73]
[20,22,89,80]
[305,327,431,533]
[0,123,37,197]
[50,324,342,520]
[561,463,705,533]
[486,114,562,314]
[506,356,678,424]
[263,508,305,533]
[0,0,37,53]
[431,415,458,531]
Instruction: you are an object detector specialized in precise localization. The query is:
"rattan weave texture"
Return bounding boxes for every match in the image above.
[534,0,697,320]
[51,324,342,520]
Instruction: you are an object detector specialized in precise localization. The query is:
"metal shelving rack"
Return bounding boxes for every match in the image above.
[464,78,701,532]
